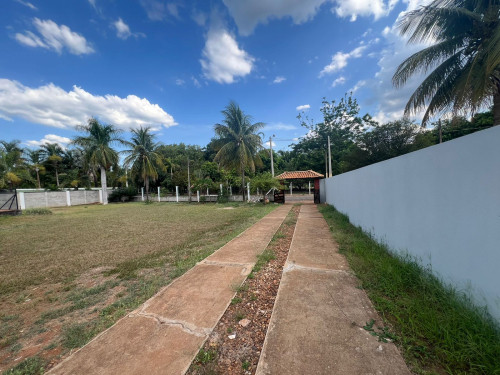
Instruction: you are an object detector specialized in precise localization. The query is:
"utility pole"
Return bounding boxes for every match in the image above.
[438,119,443,144]
[187,157,191,203]
[328,135,332,178]
[269,135,275,177]
[325,151,328,178]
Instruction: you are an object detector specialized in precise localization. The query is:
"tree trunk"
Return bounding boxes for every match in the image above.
[241,165,245,202]
[100,166,108,205]
[36,170,41,189]
[55,169,59,187]
[494,91,500,125]
[145,178,150,201]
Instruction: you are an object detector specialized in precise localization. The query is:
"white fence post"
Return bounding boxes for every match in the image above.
[176,186,179,202]
[230,186,232,196]
[247,182,250,201]
[19,192,26,210]
[66,190,71,206]
[141,187,144,201]
[220,184,223,193]
[197,190,200,202]
[99,189,103,203]
[308,181,311,195]
[158,187,161,202]
[290,182,293,196]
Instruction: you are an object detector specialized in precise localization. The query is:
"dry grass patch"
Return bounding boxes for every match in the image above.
[0,202,276,373]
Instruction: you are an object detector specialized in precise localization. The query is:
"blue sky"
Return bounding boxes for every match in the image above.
[0,0,431,151]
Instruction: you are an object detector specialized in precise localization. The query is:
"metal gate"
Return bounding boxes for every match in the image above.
[274,190,285,204]
[0,189,20,214]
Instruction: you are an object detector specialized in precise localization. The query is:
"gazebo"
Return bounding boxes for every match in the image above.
[275,170,324,203]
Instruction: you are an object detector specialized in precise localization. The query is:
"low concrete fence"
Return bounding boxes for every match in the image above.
[321,126,500,321]
[18,190,101,209]
[131,194,264,203]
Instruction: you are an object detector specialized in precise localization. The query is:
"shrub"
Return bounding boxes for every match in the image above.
[4,356,45,375]
[108,187,137,202]
[22,208,52,216]
[217,189,230,203]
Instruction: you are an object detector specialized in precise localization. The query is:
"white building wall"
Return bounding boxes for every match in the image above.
[323,126,500,320]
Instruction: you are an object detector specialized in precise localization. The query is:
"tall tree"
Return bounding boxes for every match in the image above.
[122,126,165,201]
[24,149,45,189]
[213,101,265,201]
[393,0,500,124]
[72,118,123,205]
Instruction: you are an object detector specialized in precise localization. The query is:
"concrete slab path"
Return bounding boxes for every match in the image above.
[49,205,291,375]
[256,204,411,375]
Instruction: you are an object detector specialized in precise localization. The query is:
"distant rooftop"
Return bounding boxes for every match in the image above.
[275,170,324,180]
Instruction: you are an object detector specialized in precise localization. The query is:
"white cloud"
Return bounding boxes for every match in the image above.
[112,18,145,40]
[175,79,185,85]
[266,122,297,130]
[362,28,372,37]
[222,0,400,36]
[296,104,310,111]
[15,18,94,55]
[192,10,207,26]
[264,140,277,148]
[113,18,131,40]
[191,76,202,88]
[0,79,176,130]
[273,76,286,84]
[331,0,398,22]
[332,76,346,87]
[140,0,181,21]
[26,134,72,149]
[320,45,367,76]
[200,12,254,84]
[15,0,37,10]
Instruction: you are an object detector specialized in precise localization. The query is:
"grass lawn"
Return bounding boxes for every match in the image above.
[319,204,500,375]
[0,202,276,374]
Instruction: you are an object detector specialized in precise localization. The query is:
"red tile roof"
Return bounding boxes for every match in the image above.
[275,170,324,180]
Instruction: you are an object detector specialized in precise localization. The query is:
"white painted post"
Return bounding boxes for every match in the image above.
[220,183,223,193]
[230,186,232,196]
[207,188,209,196]
[141,187,144,201]
[290,182,293,196]
[66,190,71,206]
[308,181,311,195]
[257,188,259,196]
[19,192,26,210]
[99,189,103,203]
[176,186,179,202]
[247,182,250,201]
[197,190,200,203]
[158,187,161,202]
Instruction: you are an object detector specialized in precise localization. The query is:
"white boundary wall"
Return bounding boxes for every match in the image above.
[322,126,500,320]
[19,190,101,209]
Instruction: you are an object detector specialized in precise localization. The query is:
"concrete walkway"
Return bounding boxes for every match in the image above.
[49,205,291,375]
[256,204,411,375]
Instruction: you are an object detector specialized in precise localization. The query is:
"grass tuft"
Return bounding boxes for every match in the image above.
[22,208,52,216]
[319,204,500,375]
[4,356,45,375]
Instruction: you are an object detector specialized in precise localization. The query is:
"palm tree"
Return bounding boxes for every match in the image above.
[213,101,265,201]
[0,140,23,154]
[393,0,500,125]
[40,143,64,187]
[24,149,45,189]
[72,118,123,205]
[122,126,165,201]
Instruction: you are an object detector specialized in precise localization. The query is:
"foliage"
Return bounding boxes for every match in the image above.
[122,126,165,201]
[250,172,281,197]
[319,205,500,375]
[393,0,500,124]
[4,356,45,375]
[108,187,138,202]
[22,208,53,216]
[217,188,230,203]
[213,101,265,200]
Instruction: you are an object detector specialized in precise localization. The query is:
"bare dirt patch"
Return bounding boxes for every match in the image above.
[188,205,300,375]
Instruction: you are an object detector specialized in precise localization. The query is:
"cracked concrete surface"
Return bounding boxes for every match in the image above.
[48,205,291,375]
[256,204,411,375]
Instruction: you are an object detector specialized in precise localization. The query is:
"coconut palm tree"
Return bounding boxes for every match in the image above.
[122,126,165,201]
[24,149,45,189]
[393,0,500,125]
[213,101,265,201]
[72,118,123,205]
